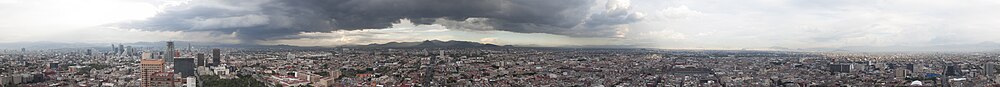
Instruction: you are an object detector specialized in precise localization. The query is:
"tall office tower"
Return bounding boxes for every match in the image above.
[186,43,192,52]
[166,42,175,63]
[140,59,165,87]
[196,53,206,66]
[86,49,92,55]
[126,46,133,56]
[174,58,196,77]
[985,64,996,76]
[212,49,221,66]
[118,44,125,54]
[111,44,116,53]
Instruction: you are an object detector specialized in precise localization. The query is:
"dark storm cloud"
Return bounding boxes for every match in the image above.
[121,0,641,43]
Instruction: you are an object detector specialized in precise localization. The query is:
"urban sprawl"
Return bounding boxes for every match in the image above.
[2,42,1000,87]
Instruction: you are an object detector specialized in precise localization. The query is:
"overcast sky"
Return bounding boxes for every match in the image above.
[1,0,999,49]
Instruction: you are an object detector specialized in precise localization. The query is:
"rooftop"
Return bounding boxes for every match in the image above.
[141,59,165,65]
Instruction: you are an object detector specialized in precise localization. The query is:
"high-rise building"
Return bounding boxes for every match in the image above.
[86,49,92,55]
[111,44,117,53]
[118,44,125,54]
[174,58,196,78]
[196,53,206,66]
[212,49,221,66]
[166,42,175,63]
[985,64,996,76]
[906,64,915,71]
[945,65,961,76]
[186,43,192,52]
[140,59,165,87]
[125,46,133,56]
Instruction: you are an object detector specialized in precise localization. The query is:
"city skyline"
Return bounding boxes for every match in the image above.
[2,0,1000,50]
[5,0,1000,86]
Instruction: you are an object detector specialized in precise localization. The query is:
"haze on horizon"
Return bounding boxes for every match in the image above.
[1,0,999,50]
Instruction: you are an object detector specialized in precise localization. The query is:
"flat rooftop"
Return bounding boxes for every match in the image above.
[141,59,165,64]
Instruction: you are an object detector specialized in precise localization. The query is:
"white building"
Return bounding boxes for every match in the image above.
[185,77,196,87]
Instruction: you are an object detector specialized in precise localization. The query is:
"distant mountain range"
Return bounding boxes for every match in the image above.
[0,41,107,49]
[345,40,511,48]
[768,41,1000,52]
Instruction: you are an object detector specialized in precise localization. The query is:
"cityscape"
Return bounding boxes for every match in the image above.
[3,0,1000,87]
[4,41,1000,86]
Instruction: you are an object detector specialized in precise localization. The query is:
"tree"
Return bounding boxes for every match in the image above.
[200,75,267,87]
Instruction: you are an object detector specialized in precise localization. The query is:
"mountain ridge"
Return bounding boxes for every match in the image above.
[344,40,511,48]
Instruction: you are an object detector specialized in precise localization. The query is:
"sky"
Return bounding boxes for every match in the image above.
[1,0,999,49]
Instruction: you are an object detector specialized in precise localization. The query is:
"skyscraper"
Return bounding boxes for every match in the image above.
[140,59,165,87]
[985,64,996,76]
[187,43,192,52]
[111,44,116,53]
[174,58,196,77]
[118,44,125,54]
[196,53,206,66]
[166,42,175,63]
[212,49,221,66]
[125,46,132,56]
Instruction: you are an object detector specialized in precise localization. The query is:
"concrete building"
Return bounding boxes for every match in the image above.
[212,49,221,66]
[895,68,908,78]
[48,62,59,71]
[148,72,176,87]
[166,42,175,63]
[985,64,996,76]
[140,59,165,87]
[946,65,962,76]
[829,64,852,73]
[184,77,196,87]
[196,53,206,66]
[174,58,197,78]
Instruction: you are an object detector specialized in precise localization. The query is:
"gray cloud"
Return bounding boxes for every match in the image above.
[120,0,641,43]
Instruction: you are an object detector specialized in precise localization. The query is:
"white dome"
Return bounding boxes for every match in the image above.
[909,81,923,86]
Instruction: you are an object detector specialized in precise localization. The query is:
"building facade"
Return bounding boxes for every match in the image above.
[140,59,165,87]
